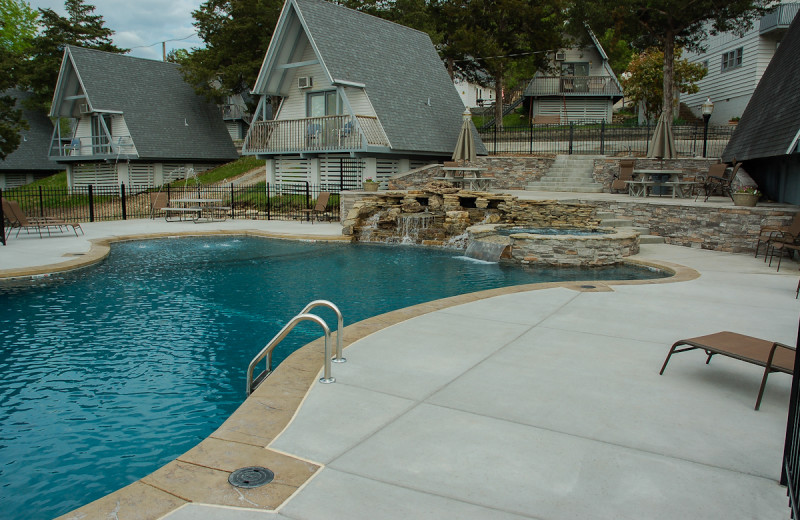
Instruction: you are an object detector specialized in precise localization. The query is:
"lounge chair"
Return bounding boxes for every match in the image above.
[755,212,800,259]
[149,192,169,219]
[300,191,331,224]
[611,159,635,193]
[659,331,795,410]
[2,198,83,238]
[694,163,728,201]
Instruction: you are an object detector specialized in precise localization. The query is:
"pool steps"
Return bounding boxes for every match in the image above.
[597,211,665,244]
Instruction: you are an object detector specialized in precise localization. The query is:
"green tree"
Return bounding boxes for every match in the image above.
[0,47,27,159]
[440,0,567,129]
[180,0,283,103]
[571,0,771,123]
[0,0,38,53]
[622,47,706,122]
[595,28,635,78]
[21,0,126,112]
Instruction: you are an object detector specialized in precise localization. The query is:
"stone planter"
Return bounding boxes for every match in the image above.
[732,193,759,207]
[363,181,379,192]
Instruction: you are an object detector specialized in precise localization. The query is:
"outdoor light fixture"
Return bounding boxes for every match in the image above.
[701,98,714,157]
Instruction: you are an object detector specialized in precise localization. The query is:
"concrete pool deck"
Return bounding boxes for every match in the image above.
[2,218,799,519]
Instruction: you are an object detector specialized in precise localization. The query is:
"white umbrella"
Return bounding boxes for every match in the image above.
[452,108,477,163]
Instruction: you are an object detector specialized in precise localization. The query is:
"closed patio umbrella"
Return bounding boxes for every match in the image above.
[647,110,676,160]
[452,108,477,163]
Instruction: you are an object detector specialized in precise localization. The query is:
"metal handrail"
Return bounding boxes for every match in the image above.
[246,300,345,395]
[299,300,345,363]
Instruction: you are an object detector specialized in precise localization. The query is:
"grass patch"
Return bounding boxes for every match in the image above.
[174,156,263,187]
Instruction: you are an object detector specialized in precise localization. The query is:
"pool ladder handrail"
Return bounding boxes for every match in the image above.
[246,300,345,396]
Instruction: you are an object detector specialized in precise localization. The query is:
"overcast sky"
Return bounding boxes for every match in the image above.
[29,0,206,61]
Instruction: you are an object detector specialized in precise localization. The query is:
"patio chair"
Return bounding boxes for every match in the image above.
[755,212,800,258]
[659,331,795,410]
[702,162,739,202]
[611,159,635,193]
[300,191,331,224]
[3,198,83,238]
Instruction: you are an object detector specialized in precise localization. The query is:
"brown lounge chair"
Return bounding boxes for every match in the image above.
[300,191,331,224]
[702,162,740,202]
[659,331,795,410]
[2,198,83,238]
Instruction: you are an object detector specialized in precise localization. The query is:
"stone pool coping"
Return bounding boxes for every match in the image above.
[41,229,699,519]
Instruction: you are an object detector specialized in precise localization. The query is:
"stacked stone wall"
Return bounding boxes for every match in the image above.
[388,156,554,191]
[592,157,720,191]
[592,200,798,253]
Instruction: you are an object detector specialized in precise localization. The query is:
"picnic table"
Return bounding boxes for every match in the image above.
[163,198,229,222]
[436,166,494,190]
[628,169,695,198]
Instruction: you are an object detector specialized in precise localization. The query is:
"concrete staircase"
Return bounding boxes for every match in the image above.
[596,211,665,245]
[526,155,604,193]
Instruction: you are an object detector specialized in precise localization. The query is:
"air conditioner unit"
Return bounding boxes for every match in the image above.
[297,76,313,89]
[79,103,91,114]
[555,51,566,61]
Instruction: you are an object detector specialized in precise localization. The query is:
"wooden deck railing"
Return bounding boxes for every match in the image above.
[525,76,622,97]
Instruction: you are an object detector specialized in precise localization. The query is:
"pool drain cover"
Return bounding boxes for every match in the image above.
[580,285,596,289]
[228,466,274,488]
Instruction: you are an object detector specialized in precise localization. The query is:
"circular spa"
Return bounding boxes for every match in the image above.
[0,236,666,519]
[466,224,641,266]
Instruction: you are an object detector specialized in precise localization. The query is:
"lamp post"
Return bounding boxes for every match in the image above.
[701,98,714,158]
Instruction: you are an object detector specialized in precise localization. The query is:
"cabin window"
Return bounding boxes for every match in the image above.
[307,90,342,117]
[721,48,743,72]
[90,114,113,154]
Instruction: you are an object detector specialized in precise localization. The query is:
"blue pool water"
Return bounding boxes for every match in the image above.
[0,236,667,519]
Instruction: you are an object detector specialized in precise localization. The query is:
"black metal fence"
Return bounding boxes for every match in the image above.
[478,122,736,158]
[1,182,340,225]
[782,318,800,517]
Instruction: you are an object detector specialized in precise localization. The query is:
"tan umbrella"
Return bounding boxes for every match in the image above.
[452,108,477,163]
[647,110,676,160]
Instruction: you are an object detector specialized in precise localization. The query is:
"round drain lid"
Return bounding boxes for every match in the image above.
[228,466,274,488]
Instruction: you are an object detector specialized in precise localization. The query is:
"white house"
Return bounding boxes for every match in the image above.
[453,77,496,109]
[683,2,799,125]
[523,29,623,123]
[241,0,484,188]
[48,46,239,189]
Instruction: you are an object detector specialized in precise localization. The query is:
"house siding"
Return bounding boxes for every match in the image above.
[534,98,611,123]
[682,20,786,123]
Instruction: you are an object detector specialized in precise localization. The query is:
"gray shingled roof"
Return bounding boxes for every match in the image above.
[64,46,238,161]
[287,0,485,155]
[722,13,800,162]
[0,90,59,173]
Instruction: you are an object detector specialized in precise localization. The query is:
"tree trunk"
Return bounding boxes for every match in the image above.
[662,33,675,123]
[494,68,504,131]
[446,57,455,81]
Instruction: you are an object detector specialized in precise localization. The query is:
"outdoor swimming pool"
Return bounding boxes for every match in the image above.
[0,236,668,519]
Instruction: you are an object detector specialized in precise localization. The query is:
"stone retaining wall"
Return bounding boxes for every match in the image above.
[592,200,798,253]
[388,156,554,191]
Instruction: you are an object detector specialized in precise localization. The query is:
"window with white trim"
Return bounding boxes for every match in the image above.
[721,48,743,72]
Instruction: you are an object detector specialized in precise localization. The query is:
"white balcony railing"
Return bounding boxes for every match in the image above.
[50,134,137,159]
[243,115,390,154]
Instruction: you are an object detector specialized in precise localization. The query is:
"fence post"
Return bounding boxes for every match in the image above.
[529,122,533,155]
[230,183,235,220]
[38,186,45,217]
[493,124,497,155]
[266,183,271,221]
[340,158,345,191]
[0,187,5,246]
[569,122,574,155]
[781,314,800,488]
[88,185,95,222]
[120,183,127,220]
[600,120,605,155]
[305,182,311,222]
